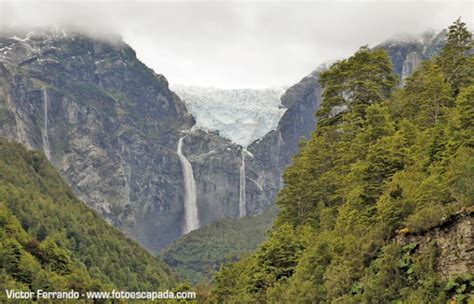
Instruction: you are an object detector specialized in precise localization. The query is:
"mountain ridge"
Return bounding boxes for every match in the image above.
[0,27,449,257]
[161,30,449,283]
[0,139,176,298]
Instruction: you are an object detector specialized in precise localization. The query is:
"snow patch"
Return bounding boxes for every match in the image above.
[10,33,32,42]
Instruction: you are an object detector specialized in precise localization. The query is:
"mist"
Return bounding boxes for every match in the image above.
[1,0,472,88]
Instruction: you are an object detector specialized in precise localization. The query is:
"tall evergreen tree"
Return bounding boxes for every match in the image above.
[317,46,397,127]
[438,18,473,93]
[211,19,474,303]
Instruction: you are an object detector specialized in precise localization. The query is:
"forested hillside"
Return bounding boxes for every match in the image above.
[210,19,473,303]
[0,140,176,300]
[162,206,277,284]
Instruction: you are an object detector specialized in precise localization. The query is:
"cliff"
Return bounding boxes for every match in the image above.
[0,30,194,251]
[396,210,474,279]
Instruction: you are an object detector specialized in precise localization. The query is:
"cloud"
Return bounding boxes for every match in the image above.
[1,0,472,88]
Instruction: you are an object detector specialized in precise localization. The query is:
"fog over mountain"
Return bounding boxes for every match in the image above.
[1,1,472,300]
[1,0,471,88]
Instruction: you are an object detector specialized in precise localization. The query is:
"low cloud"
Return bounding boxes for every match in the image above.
[1,1,472,88]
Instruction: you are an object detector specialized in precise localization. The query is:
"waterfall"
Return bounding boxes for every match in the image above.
[42,88,51,160]
[239,148,246,217]
[177,136,199,234]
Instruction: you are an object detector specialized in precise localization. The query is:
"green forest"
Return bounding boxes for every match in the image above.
[0,18,472,304]
[162,206,277,284]
[209,19,473,303]
[0,140,178,302]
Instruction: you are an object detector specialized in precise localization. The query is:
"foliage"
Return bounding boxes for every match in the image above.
[161,206,277,284]
[0,140,176,301]
[210,19,473,303]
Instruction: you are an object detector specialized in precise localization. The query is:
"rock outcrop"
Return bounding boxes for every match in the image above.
[375,29,446,85]
[0,30,194,251]
[180,129,243,226]
[244,71,322,214]
[396,211,473,279]
[0,28,447,254]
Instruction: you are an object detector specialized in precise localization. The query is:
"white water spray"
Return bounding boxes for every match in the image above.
[239,148,247,217]
[42,88,51,160]
[177,136,199,234]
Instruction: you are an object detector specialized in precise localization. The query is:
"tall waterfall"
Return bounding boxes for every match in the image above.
[239,148,246,217]
[177,136,199,234]
[42,89,51,160]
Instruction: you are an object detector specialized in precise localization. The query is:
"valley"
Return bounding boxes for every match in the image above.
[0,8,472,302]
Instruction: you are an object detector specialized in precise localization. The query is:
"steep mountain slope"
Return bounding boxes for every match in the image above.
[161,206,277,284]
[0,27,449,257]
[245,69,323,213]
[161,31,449,283]
[0,29,196,251]
[210,20,473,303]
[376,29,446,84]
[0,29,310,253]
[0,140,176,299]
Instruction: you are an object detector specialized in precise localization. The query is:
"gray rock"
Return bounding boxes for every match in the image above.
[395,212,474,279]
[0,28,447,254]
[0,30,194,251]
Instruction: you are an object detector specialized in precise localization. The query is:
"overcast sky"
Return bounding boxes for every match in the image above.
[1,1,472,88]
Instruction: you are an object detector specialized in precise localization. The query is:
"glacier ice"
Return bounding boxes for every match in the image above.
[172,85,287,147]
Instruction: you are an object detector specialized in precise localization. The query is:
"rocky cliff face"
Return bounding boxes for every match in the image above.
[396,211,473,279]
[178,72,322,220]
[0,28,447,254]
[244,71,322,214]
[180,129,243,225]
[0,29,295,252]
[375,29,446,85]
[0,30,195,251]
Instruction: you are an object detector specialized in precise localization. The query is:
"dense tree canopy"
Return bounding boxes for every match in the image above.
[0,140,177,302]
[210,19,473,303]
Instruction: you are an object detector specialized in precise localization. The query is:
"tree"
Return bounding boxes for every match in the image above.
[401,62,453,128]
[454,85,474,147]
[317,47,397,126]
[438,18,473,93]
[211,19,473,303]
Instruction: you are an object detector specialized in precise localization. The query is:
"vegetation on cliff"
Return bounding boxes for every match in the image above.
[0,140,176,300]
[210,19,473,303]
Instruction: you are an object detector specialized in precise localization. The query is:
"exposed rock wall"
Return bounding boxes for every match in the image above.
[245,72,322,215]
[0,29,447,253]
[180,129,242,226]
[0,30,194,251]
[375,29,446,84]
[401,51,423,85]
[396,211,474,279]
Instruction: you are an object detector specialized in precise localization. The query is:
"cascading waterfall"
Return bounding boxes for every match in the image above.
[239,148,247,217]
[177,136,200,234]
[42,88,51,160]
